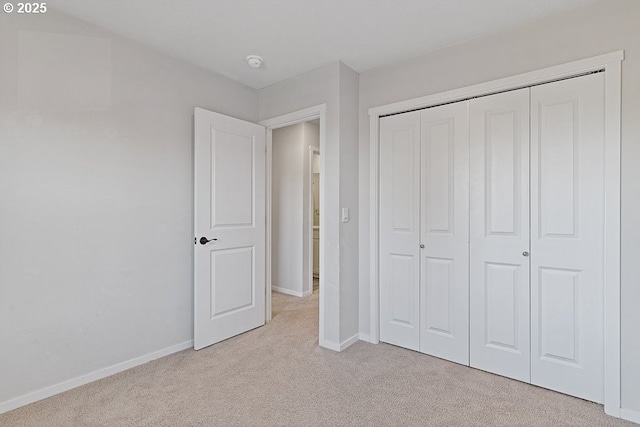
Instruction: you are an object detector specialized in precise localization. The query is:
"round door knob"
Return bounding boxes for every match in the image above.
[420,244,425,249]
[522,251,529,257]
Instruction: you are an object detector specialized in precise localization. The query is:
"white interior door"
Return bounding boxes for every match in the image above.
[194,107,266,350]
[379,111,421,351]
[469,88,531,381]
[530,73,605,403]
[419,101,469,365]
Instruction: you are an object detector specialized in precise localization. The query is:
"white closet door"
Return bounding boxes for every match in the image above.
[530,73,605,403]
[469,88,530,381]
[379,111,421,351]
[419,101,469,365]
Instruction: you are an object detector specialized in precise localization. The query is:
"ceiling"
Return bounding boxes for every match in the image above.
[50,0,596,90]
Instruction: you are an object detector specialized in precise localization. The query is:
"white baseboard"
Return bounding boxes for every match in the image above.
[605,405,621,418]
[0,340,193,415]
[359,333,380,344]
[621,408,640,424]
[359,333,373,343]
[319,339,340,351]
[339,333,360,350]
[319,333,360,352]
[272,286,310,297]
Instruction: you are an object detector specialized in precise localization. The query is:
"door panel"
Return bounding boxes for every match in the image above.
[390,254,418,326]
[379,111,421,351]
[538,267,580,363]
[469,88,530,382]
[530,73,605,403]
[420,101,469,365]
[484,262,520,350]
[211,130,254,227]
[210,248,254,317]
[423,257,454,335]
[194,108,266,350]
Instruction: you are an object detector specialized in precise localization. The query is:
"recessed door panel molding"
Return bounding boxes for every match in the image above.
[423,257,454,336]
[391,129,417,232]
[469,88,530,383]
[486,110,520,236]
[424,119,454,234]
[538,267,580,365]
[210,247,255,318]
[390,254,417,327]
[380,111,421,351]
[194,108,266,350]
[419,101,469,365]
[485,262,520,351]
[530,73,605,403]
[537,100,578,238]
[211,129,255,228]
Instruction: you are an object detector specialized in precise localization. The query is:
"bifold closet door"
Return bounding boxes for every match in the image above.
[419,101,469,365]
[379,103,469,362]
[379,111,421,351]
[530,73,605,403]
[469,88,531,381]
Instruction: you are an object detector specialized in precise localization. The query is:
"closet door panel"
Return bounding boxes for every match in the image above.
[420,101,469,365]
[379,111,421,351]
[469,88,530,382]
[530,73,605,403]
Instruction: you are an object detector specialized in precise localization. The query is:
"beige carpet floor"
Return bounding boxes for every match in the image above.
[0,290,634,427]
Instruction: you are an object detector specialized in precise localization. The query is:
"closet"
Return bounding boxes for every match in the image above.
[379,72,605,403]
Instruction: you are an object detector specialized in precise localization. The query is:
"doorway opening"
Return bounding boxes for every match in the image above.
[269,120,320,300]
[260,104,327,345]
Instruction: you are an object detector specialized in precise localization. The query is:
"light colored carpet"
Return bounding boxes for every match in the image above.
[0,290,634,427]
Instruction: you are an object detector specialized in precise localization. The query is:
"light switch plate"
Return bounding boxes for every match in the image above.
[341,207,349,223]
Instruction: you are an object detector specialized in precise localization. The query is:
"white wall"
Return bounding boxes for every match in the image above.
[0,10,257,407]
[259,62,360,348]
[357,0,640,413]
[271,122,318,297]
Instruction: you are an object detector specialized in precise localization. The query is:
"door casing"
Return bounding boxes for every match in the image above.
[367,51,623,416]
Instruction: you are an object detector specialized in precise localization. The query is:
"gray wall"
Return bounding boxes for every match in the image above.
[0,10,257,404]
[357,0,640,412]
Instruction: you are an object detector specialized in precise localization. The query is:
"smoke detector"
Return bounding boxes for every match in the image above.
[246,55,263,69]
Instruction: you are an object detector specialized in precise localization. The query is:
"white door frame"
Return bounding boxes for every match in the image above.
[368,52,623,416]
[260,105,327,332]
[308,145,320,294]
